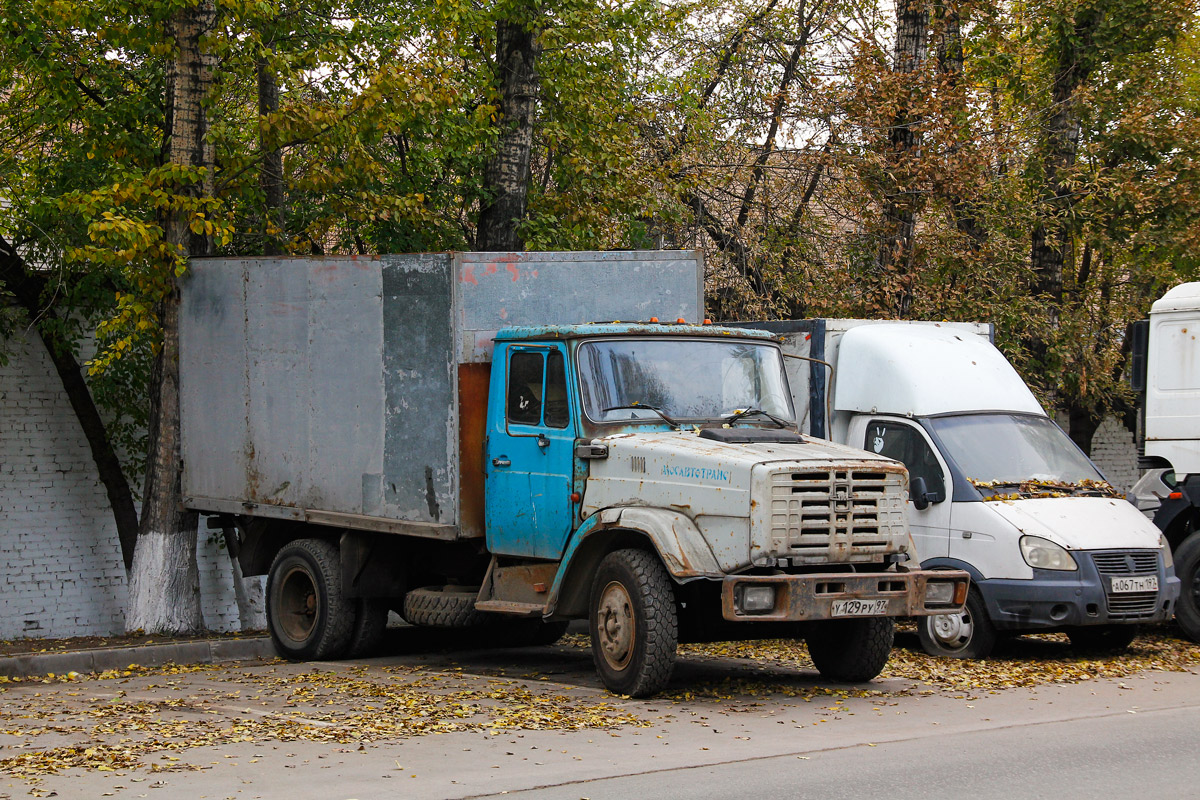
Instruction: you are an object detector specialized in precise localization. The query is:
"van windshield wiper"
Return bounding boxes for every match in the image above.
[724,408,791,429]
[602,403,679,427]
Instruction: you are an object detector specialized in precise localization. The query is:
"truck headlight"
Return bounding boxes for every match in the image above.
[924,581,957,605]
[1019,535,1077,571]
[739,585,776,613]
[1161,534,1174,570]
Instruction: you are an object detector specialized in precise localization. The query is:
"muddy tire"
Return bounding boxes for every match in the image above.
[403,585,485,628]
[589,548,678,697]
[917,588,997,659]
[806,616,894,682]
[266,539,355,661]
[1067,624,1138,654]
[1175,534,1200,643]
[345,599,390,658]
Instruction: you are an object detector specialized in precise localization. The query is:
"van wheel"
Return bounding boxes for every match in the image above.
[345,599,390,658]
[917,588,996,659]
[589,549,678,697]
[267,539,355,661]
[806,617,894,682]
[1175,534,1200,642]
[1067,624,1138,654]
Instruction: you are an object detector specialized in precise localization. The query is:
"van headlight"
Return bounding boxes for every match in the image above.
[1019,535,1077,571]
[1161,534,1174,570]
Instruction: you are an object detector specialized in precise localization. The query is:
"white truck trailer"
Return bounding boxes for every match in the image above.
[1130,282,1200,641]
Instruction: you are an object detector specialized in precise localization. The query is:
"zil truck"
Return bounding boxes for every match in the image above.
[1130,281,1200,642]
[740,319,1178,658]
[178,251,968,697]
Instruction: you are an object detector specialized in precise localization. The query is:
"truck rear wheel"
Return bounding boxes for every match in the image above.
[345,599,390,658]
[403,585,485,628]
[806,616,894,682]
[266,539,355,661]
[589,548,678,698]
[917,588,996,659]
[1175,534,1200,642]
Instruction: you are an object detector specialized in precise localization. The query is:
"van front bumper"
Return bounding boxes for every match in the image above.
[721,569,970,622]
[979,552,1179,630]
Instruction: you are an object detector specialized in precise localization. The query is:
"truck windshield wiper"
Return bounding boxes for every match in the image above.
[724,408,791,429]
[602,403,679,427]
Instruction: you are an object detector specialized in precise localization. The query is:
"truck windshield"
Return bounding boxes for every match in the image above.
[577,338,795,425]
[929,414,1108,493]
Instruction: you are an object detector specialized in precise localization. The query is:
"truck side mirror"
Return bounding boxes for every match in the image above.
[1129,319,1149,393]
[910,476,930,510]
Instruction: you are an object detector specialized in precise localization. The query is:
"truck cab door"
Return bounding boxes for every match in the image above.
[859,417,953,561]
[485,343,577,559]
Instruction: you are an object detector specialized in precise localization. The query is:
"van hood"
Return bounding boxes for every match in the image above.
[984,496,1163,551]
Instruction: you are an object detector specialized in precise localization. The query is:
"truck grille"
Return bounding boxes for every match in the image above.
[1090,550,1161,620]
[768,468,907,563]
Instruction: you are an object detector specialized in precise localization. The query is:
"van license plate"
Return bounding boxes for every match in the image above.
[831,599,889,617]
[1110,576,1158,593]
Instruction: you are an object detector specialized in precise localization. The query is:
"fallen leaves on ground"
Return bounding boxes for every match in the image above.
[3,629,1197,783]
[0,662,645,781]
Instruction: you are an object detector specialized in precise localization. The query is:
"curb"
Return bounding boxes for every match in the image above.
[0,636,277,679]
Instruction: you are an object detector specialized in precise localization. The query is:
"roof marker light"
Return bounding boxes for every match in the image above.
[650,317,659,323]
[703,318,712,325]
[676,318,686,324]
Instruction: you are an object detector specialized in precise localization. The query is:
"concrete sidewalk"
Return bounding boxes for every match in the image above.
[0,635,276,678]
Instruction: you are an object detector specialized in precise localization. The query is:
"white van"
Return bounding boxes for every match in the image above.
[750,319,1179,657]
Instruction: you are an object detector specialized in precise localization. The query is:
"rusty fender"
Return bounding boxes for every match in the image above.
[720,569,970,622]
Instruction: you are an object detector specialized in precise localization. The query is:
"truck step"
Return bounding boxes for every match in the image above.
[474,600,546,618]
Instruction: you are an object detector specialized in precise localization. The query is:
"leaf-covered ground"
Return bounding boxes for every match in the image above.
[1,628,1197,786]
[0,661,645,785]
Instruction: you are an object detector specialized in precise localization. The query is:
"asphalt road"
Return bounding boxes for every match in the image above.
[4,634,1199,800]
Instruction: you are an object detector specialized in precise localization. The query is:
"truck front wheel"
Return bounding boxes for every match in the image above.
[266,539,355,661]
[916,587,996,659]
[806,616,894,682]
[588,548,678,698]
[1175,534,1200,642]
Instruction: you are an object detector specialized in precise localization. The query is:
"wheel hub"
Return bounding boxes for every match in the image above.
[597,581,635,670]
[278,565,319,643]
[930,609,973,648]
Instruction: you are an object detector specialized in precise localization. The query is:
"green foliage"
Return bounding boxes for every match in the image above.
[2,0,1198,463]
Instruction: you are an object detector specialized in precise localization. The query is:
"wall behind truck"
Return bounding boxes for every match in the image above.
[0,329,257,639]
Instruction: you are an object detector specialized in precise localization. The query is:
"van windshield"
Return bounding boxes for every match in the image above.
[929,414,1115,497]
[577,338,795,425]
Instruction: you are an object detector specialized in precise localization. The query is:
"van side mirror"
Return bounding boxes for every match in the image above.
[910,476,931,510]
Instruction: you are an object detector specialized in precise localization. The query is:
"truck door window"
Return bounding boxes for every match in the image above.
[508,350,545,426]
[544,350,569,428]
[867,422,945,498]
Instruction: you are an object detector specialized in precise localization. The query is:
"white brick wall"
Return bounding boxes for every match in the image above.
[1087,416,1140,494]
[1,329,256,640]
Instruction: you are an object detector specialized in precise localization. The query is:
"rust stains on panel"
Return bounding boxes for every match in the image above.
[458,362,491,538]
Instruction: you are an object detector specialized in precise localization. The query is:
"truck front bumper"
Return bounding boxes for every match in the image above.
[720,569,970,622]
[980,559,1180,631]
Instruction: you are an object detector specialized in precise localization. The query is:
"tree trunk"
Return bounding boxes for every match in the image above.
[875,0,929,318]
[258,48,286,256]
[126,0,215,634]
[475,16,541,251]
[0,236,140,569]
[1027,10,1097,368]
